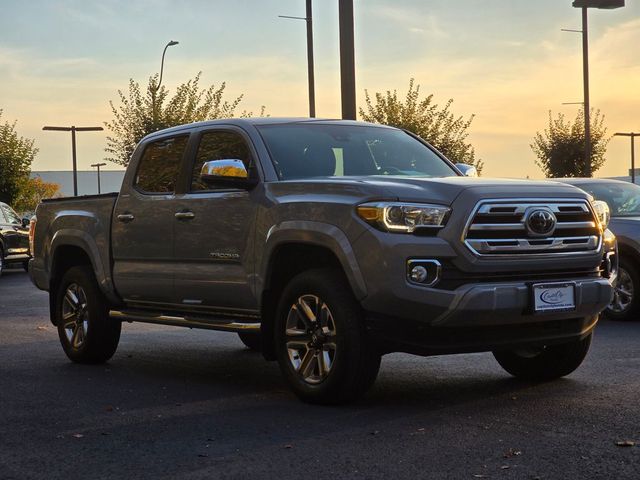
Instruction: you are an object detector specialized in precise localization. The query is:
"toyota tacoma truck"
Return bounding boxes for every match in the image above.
[29,118,617,404]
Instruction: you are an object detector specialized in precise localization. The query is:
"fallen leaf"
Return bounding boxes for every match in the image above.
[105,406,114,412]
[615,440,635,447]
[72,433,84,439]
[284,444,293,449]
[369,430,380,435]
[500,465,510,470]
[36,326,48,331]
[503,448,522,458]
[198,454,208,458]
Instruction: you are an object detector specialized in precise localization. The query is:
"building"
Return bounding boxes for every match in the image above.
[31,170,126,197]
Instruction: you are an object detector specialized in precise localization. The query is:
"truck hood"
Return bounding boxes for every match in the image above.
[270,176,589,205]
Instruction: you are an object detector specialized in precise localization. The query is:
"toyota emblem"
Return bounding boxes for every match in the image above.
[526,209,557,237]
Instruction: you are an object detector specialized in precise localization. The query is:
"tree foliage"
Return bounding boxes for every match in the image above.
[531,108,609,178]
[0,110,39,206]
[13,177,61,213]
[359,78,483,173]
[104,72,265,166]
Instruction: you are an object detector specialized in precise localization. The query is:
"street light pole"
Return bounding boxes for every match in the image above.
[152,40,179,126]
[581,6,592,177]
[613,132,639,184]
[278,0,316,117]
[91,162,107,194]
[42,126,104,197]
[566,0,625,176]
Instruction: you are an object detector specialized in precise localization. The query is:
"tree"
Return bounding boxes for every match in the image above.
[13,177,61,213]
[0,110,39,206]
[531,108,609,178]
[359,78,483,173]
[104,72,266,166]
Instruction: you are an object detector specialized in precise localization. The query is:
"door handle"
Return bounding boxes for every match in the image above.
[175,211,195,220]
[117,213,135,223]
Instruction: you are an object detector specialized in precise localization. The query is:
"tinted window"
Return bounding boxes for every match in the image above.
[134,135,188,194]
[2,205,21,224]
[257,124,457,180]
[191,131,253,191]
[579,182,640,217]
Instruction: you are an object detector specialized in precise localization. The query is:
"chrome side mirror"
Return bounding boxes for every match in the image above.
[200,159,257,188]
[455,163,478,177]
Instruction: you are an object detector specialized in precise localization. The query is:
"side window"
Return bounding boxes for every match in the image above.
[134,135,189,194]
[0,206,7,223]
[191,131,253,191]
[2,206,21,224]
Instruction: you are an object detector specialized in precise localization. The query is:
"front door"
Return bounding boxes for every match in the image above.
[172,128,259,314]
[0,204,29,259]
[111,134,189,305]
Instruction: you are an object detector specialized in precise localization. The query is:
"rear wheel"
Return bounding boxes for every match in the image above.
[0,248,4,277]
[237,331,261,351]
[23,261,29,272]
[54,266,121,364]
[275,268,380,404]
[493,332,592,380]
[606,258,640,321]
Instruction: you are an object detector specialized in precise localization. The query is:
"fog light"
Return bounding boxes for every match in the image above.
[406,259,441,287]
[410,265,428,283]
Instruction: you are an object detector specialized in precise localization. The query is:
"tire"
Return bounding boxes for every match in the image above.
[54,265,121,364]
[0,247,4,277]
[23,261,29,272]
[237,331,261,351]
[493,332,593,381]
[605,257,640,321]
[275,268,381,405]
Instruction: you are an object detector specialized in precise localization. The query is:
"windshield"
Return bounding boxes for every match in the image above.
[579,182,640,217]
[257,124,459,180]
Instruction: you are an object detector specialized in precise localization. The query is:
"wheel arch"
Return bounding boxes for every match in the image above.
[258,222,367,361]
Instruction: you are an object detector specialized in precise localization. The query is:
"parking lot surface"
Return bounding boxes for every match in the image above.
[0,269,638,479]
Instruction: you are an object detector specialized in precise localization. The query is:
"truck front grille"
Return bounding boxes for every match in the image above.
[463,199,602,256]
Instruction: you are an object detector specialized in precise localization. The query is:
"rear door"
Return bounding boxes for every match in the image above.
[111,134,189,305]
[172,127,260,313]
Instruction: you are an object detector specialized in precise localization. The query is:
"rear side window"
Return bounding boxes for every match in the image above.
[134,135,189,194]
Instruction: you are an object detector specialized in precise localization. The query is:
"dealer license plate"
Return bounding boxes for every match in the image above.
[533,283,576,313]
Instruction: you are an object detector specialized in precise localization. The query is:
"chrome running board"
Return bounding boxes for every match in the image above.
[109,309,260,333]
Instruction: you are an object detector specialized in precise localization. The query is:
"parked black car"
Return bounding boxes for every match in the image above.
[557,178,640,320]
[0,202,31,276]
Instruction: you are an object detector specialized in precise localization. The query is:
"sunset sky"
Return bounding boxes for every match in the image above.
[1,0,638,178]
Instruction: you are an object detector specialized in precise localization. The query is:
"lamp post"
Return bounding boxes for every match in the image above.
[564,0,625,177]
[42,125,104,196]
[91,162,107,194]
[613,132,639,184]
[152,40,179,125]
[279,0,316,117]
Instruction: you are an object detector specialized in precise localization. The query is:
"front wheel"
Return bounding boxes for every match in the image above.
[275,268,381,405]
[54,266,121,364]
[493,332,592,381]
[605,258,639,321]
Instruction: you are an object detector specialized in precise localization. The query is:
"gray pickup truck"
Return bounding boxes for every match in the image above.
[29,118,617,404]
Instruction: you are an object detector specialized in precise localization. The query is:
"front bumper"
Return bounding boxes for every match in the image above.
[353,225,616,356]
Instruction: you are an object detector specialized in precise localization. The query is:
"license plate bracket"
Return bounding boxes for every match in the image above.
[532,282,576,313]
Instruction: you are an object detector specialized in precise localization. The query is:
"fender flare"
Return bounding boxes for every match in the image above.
[49,229,119,304]
[260,221,367,300]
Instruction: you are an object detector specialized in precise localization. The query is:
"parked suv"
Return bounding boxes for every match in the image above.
[0,202,30,276]
[29,119,616,404]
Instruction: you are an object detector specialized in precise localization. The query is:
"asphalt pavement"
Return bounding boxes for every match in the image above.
[0,268,638,480]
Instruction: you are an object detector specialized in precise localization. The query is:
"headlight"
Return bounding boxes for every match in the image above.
[356,202,451,233]
[592,200,610,229]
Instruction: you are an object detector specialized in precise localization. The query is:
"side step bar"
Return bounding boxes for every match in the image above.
[109,309,260,333]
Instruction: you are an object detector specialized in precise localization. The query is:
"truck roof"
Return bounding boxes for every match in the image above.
[142,117,394,142]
